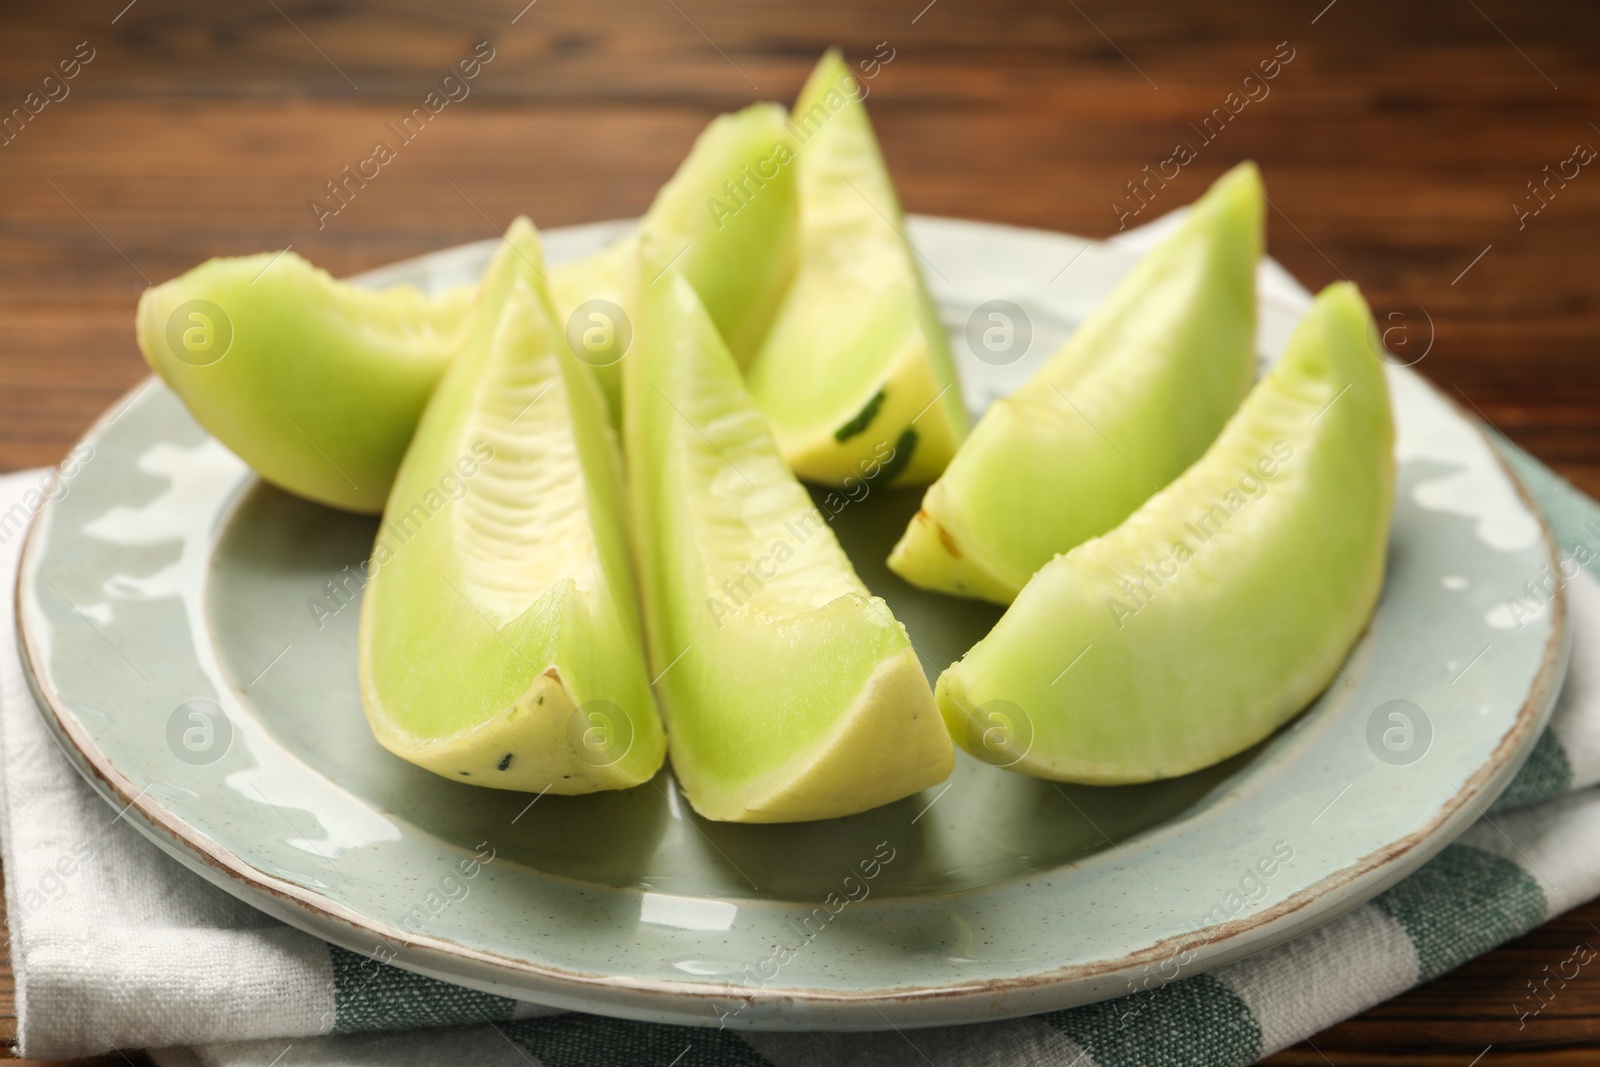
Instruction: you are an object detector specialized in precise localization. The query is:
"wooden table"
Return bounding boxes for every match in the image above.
[1,0,1596,1062]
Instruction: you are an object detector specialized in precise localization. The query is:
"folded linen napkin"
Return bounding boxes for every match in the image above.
[4,233,1598,1066]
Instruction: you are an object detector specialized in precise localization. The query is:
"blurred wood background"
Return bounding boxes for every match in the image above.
[0,0,1598,1062]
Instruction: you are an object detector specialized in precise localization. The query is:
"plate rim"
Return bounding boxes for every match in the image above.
[13,219,1571,1029]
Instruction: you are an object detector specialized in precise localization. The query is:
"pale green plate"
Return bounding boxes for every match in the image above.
[15,218,1567,1030]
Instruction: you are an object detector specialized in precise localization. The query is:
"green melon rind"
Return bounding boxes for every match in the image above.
[136,253,473,514]
[746,49,969,489]
[359,218,665,794]
[889,162,1265,603]
[625,260,951,822]
[936,282,1394,783]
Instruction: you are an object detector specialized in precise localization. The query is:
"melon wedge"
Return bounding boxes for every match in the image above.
[889,162,1264,603]
[550,101,801,420]
[645,103,799,368]
[550,235,637,423]
[359,218,665,794]
[936,282,1394,783]
[624,262,952,822]
[137,253,472,513]
[745,49,968,489]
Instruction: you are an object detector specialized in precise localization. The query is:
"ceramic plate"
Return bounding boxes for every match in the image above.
[16,218,1568,1030]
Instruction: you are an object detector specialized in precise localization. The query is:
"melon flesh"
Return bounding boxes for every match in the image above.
[644,103,799,367]
[550,236,637,424]
[937,282,1394,783]
[359,218,665,793]
[746,49,968,489]
[137,253,472,513]
[890,162,1264,603]
[625,262,952,822]
[551,102,801,418]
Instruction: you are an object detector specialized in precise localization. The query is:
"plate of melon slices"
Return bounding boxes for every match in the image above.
[15,49,1566,1030]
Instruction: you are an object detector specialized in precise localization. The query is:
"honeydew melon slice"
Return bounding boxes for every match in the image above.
[358,218,665,794]
[644,103,799,368]
[624,261,952,823]
[889,162,1264,603]
[549,101,801,420]
[550,235,636,423]
[136,252,472,514]
[936,282,1394,784]
[745,49,968,489]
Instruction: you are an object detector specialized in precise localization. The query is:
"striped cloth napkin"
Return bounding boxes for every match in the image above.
[4,238,1598,1066]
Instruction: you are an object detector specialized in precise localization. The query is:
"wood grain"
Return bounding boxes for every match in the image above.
[0,0,1596,1062]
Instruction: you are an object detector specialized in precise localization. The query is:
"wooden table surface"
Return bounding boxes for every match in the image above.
[1,0,1597,1062]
